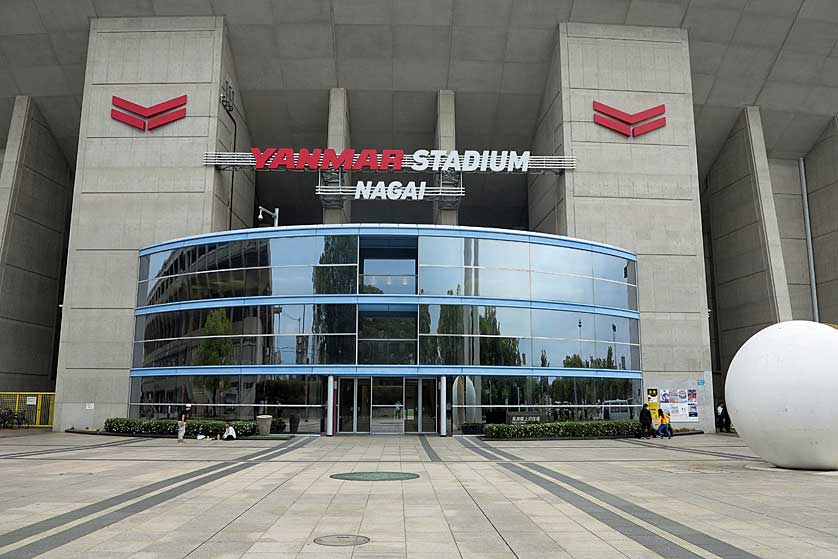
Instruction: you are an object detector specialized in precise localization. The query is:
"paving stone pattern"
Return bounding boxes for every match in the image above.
[0,431,837,559]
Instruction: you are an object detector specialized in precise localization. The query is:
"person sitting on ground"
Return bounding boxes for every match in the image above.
[639,404,654,439]
[656,409,672,439]
[222,422,236,440]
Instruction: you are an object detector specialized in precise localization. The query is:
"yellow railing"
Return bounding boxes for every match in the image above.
[0,392,55,427]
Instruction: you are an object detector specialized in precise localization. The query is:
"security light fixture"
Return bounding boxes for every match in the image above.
[258,206,279,227]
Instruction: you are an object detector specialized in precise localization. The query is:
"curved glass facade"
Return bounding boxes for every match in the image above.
[131,225,641,432]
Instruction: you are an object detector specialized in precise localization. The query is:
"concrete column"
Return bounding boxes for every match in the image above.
[706,107,793,376]
[529,28,570,235]
[326,375,334,436]
[439,376,447,436]
[54,17,253,430]
[767,158,814,320]
[803,117,838,323]
[535,23,716,433]
[322,88,351,224]
[0,97,74,392]
[434,90,459,225]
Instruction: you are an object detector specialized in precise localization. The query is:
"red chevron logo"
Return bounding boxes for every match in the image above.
[111,95,187,131]
[593,101,666,137]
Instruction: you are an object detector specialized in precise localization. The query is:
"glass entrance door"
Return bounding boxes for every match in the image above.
[338,378,371,433]
[371,377,404,434]
[339,377,438,434]
[405,378,437,433]
[421,378,437,432]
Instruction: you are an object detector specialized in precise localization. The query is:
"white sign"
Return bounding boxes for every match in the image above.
[85,402,95,410]
[25,396,37,405]
[354,180,427,200]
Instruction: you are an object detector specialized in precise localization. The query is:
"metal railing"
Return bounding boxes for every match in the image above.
[0,392,55,427]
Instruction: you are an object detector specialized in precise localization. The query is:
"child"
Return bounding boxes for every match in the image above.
[657,409,672,439]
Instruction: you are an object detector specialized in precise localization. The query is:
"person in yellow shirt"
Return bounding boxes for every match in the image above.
[656,409,672,439]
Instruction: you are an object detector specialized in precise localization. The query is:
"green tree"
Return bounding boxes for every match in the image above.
[311,236,357,363]
[193,309,233,418]
[195,309,233,365]
[478,306,523,366]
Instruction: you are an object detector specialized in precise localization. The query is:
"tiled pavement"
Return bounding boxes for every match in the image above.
[0,432,837,559]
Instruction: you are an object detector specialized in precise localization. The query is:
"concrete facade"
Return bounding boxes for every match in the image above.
[804,118,838,324]
[531,23,715,432]
[54,17,252,430]
[0,5,831,429]
[706,108,793,374]
[0,97,73,391]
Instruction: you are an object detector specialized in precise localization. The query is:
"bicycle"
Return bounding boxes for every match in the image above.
[0,409,15,429]
[13,411,30,428]
[0,409,29,429]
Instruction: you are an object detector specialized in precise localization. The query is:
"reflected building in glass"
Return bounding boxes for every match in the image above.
[131,224,641,434]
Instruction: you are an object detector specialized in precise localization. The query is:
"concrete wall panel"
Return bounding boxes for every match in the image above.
[574,198,700,256]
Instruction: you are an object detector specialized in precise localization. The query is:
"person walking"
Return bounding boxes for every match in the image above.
[720,402,732,433]
[639,404,654,439]
[177,414,187,443]
[656,409,672,439]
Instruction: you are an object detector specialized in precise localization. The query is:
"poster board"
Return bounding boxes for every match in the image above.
[659,387,699,422]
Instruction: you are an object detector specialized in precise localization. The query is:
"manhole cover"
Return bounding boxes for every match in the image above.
[330,471,419,481]
[314,534,370,547]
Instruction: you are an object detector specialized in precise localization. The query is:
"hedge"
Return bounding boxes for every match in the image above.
[104,418,257,437]
[484,420,640,439]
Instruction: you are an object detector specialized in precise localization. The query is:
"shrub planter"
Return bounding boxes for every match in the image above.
[484,420,641,440]
[104,418,257,438]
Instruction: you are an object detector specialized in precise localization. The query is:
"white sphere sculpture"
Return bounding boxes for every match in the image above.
[726,321,838,470]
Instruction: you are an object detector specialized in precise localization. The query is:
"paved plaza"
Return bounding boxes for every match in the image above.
[0,432,837,559]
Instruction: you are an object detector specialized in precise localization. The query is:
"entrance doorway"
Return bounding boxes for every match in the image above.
[337,377,437,434]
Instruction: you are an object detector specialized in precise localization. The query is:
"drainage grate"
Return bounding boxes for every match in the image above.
[330,471,419,481]
[314,534,370,547]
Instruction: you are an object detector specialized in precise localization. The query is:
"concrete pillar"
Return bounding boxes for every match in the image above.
[706,107,793,376]
[803,117,838,323]
[535,23,715,433]
[0,96,74,391]
[439,376,447,436]
[433,90,459,225]
[322,88,351,224]
[54,17,253,430]
[326,375,334,436]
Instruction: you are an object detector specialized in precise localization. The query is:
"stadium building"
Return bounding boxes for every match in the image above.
[0,0,836,435]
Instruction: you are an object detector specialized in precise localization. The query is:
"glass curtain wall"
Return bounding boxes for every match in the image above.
[129,374,325,433]
[449,375,643,431]
[418,236,637,309]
